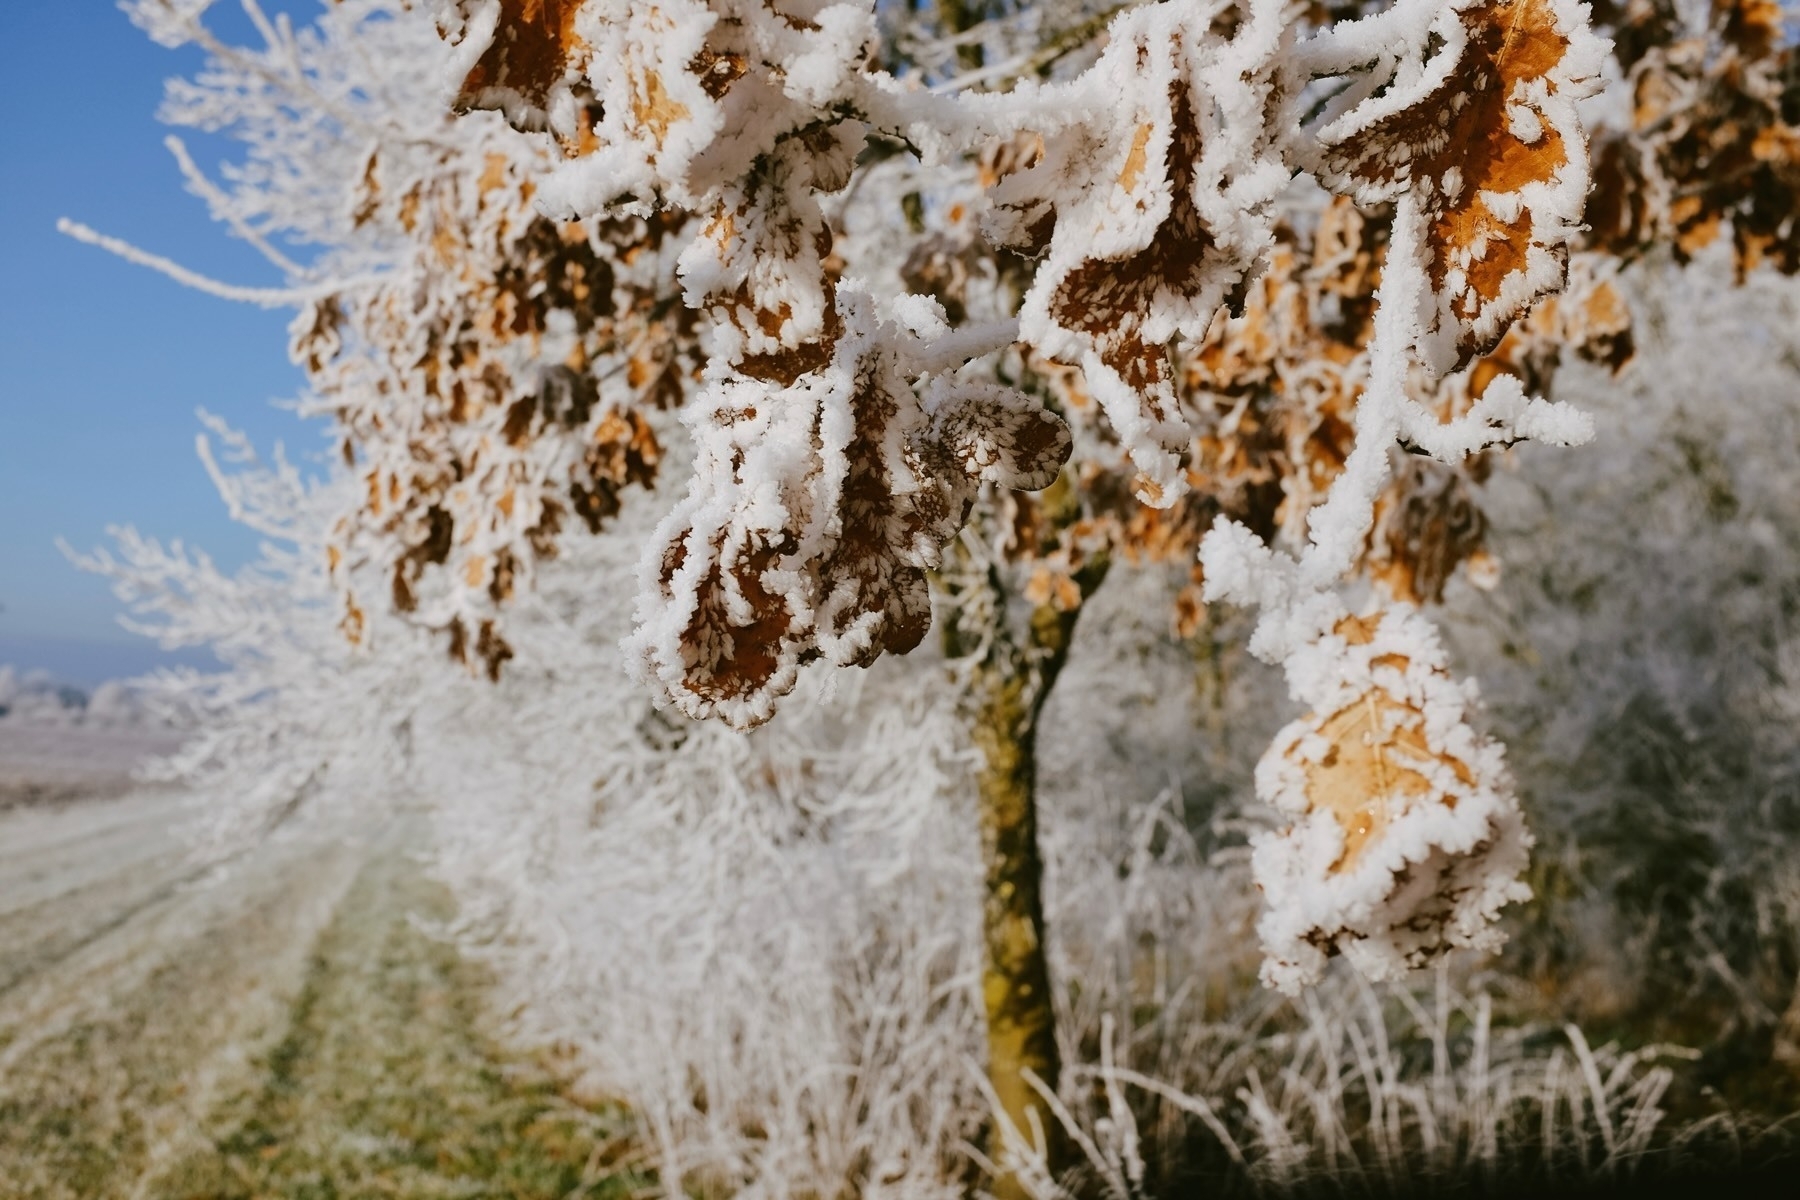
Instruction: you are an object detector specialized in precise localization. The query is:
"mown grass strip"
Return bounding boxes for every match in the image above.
[149,851,646,1200]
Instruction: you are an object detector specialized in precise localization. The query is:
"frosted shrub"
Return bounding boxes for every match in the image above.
[83,0,1659,1019]
[69,416,438,852]
[1443,253,1800,1045]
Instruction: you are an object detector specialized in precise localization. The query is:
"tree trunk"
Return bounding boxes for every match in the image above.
[965,635,1060,1189]
[941,534,1108,1198]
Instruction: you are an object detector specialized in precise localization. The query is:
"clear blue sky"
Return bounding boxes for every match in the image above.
[1,1,327,683]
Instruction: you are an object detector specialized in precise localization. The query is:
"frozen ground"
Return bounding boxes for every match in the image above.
[0,731,636,1199]
[0,722,185,809]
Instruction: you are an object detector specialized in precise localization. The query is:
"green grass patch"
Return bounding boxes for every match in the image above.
[149,852,647,1200]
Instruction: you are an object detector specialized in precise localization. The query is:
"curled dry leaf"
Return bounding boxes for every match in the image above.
[1365,458,1489,605]
[1014,2,1288,505]
[676,141,850,380]
[1251,605,1532,994]
[629,291,1071,728]
[451,0,588,137]
[1307,0,1607,374]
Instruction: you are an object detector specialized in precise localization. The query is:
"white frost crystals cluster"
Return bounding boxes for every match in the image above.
[1247,601,1529,994]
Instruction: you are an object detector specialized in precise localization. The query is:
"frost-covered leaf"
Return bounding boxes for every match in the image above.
[1012,1,1290,506]
[926,382,1072,491]
[1251,604,1531,994]
[675,144,847,381]
[629,291,1070,727]
[537,0,878,212]
[1305,0,1607,373]
[451,0,587,132]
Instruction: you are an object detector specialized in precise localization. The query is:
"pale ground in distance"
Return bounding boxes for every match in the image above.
[0,723,184,809]
[0,724,640,1199]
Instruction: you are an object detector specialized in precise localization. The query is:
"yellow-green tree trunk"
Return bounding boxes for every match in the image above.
[941,534,1107,1199]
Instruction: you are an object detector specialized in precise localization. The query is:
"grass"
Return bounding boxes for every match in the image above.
[147,851,646,1200]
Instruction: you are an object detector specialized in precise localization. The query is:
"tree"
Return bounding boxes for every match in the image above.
[77,0,1800,1191]
[433,1,1611,1180]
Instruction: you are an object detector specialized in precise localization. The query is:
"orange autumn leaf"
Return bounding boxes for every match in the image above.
[452,0,586,125]
[1308,0,1606,373]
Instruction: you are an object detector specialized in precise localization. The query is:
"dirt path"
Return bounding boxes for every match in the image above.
[0,791,639,1199]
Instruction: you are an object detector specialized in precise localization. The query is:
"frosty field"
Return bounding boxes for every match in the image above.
[0,760,634,1200]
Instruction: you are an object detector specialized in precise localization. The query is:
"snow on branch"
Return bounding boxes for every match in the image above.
[55,218,363,308]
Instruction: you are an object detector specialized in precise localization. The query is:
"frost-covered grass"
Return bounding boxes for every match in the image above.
[0,790,641,1200]
[5,780,1788,1200]
[1010,964,1793,1197]
[153,850,641,1200]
